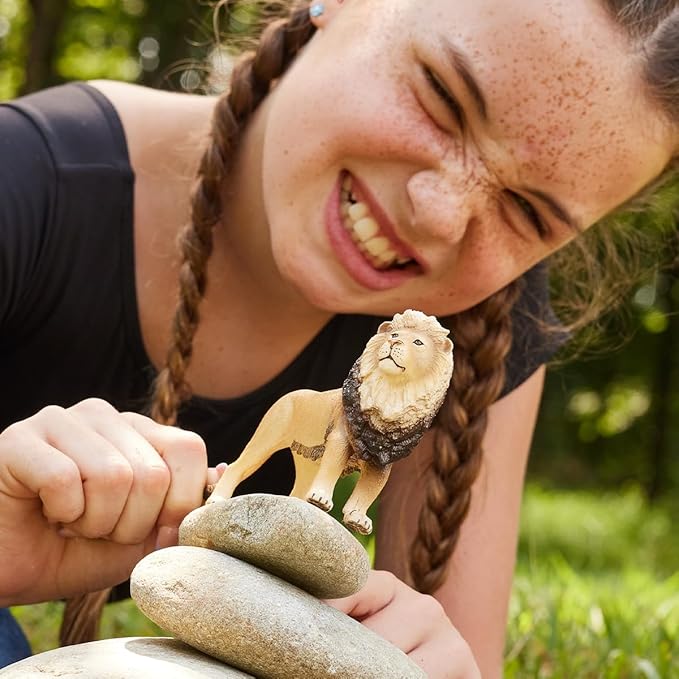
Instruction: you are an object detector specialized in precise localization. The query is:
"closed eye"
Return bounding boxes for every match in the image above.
[507,191,550,239]
[422,66,464,129]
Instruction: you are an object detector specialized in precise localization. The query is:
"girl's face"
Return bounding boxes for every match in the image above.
[256,0,671,316]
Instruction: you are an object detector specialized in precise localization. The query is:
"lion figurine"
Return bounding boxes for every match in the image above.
[207,309,454,535]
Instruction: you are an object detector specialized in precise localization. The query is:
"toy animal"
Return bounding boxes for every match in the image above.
[208,310,454,534]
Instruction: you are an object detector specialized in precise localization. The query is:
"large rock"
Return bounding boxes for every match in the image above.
[132,546,426,679]
[0,637,252,678]
[179,494,369,599]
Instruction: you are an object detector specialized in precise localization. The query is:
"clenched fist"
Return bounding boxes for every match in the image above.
[0,398,216,607]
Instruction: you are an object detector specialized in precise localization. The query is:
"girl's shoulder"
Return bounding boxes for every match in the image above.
[86,80,215,172]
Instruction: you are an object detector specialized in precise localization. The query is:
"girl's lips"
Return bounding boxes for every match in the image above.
[325,173,422,292]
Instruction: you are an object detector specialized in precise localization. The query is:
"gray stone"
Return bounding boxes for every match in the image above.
[132,546,426,679]
[179,494,370,599]
[0,637,253,678]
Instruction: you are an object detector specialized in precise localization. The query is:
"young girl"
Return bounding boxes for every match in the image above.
[0,0,676,676]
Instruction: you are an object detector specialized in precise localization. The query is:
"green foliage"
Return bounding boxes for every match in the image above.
[0,0,212,99]
[0,0,29,98]
[506,567,678,678]
[519,484,678,577]
[56,4,141,83]
[508,485,678,677]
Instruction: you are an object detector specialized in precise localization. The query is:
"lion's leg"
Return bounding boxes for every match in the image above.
[290,456,320,499]
[306,432,351,513]
[208,396,295,502]
[342,463,392,535]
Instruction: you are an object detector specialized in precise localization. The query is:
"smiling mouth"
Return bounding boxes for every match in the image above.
[340,175,414,271]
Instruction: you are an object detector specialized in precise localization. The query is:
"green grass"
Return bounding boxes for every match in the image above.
[11,484,678,676]
[507,485,678,678]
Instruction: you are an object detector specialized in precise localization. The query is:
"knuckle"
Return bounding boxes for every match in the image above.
[416,592,446,619]
[35,404,67,421]
[0,420,26,442]
[174,429,207,460]
[375,569,400,588]
[45,463,81,496]
[99,460,134,491]
[135,463,171,495]
[72,398,116,417]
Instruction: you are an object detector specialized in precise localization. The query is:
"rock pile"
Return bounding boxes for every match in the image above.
[1,494,426,678]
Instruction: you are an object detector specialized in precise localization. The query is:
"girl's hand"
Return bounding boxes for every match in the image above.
[326,570,481,679]
[0,398,215,607]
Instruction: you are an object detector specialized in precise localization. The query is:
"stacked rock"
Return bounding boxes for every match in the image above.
[132,494,426,678]
[0,494,426,678]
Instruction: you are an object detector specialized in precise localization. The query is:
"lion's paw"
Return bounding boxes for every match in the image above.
[343,510,373,535]
[306,489,334,513]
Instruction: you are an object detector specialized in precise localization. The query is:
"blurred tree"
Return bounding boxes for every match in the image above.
[20,0,68,94]
[0,0,30,98]
[0,0,212,98]
[531,190,678,500]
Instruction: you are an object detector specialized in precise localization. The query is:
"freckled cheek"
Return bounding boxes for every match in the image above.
[416,256,522,315]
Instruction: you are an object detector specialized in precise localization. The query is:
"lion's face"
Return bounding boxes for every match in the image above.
[356,311,454,430]
[374,327,445,381]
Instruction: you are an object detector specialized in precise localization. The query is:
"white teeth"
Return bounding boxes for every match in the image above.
[353,217,379,241]
[348,202,369,221]
[364,236,390,257]
[340,174,412,270]
[375,252,395,269]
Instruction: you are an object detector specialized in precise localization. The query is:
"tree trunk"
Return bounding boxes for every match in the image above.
[20,0,69,94]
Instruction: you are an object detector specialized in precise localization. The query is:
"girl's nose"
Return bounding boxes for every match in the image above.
[406,159,492,243]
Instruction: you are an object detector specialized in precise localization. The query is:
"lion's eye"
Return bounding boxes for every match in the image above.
[391,333,399,338]
[413,339,424,346]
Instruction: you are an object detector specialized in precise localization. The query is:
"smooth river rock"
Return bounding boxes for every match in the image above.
[0,637,253,678]
[132,546,426,679]
[179,494,370,599]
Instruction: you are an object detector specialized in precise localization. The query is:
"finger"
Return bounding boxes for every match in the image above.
[122,413,208,529]
[326,571,435,653]
[347,594,437,653]
[32,405,133,537]
[70,407,172,545]
[0,423,85,524]
[325,569,398,619]
[411,636,481,679]
[207,463,228,488]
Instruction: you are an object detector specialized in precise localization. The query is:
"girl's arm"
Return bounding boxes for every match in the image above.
[375,366,545,679]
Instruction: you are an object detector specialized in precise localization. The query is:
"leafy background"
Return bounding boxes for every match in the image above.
[1,1,677,676]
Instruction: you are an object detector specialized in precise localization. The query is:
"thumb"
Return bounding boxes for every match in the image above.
[324,570,398,618]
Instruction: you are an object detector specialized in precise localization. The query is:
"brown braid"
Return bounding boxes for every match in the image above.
[60,1,316,648]
[409,280,522,594]
[151,3,317,424]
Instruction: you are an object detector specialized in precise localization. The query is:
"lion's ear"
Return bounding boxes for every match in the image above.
[443,337,454,353]
[377,321,392,334]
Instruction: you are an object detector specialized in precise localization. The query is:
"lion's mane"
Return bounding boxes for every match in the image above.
[342,310,454,467]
